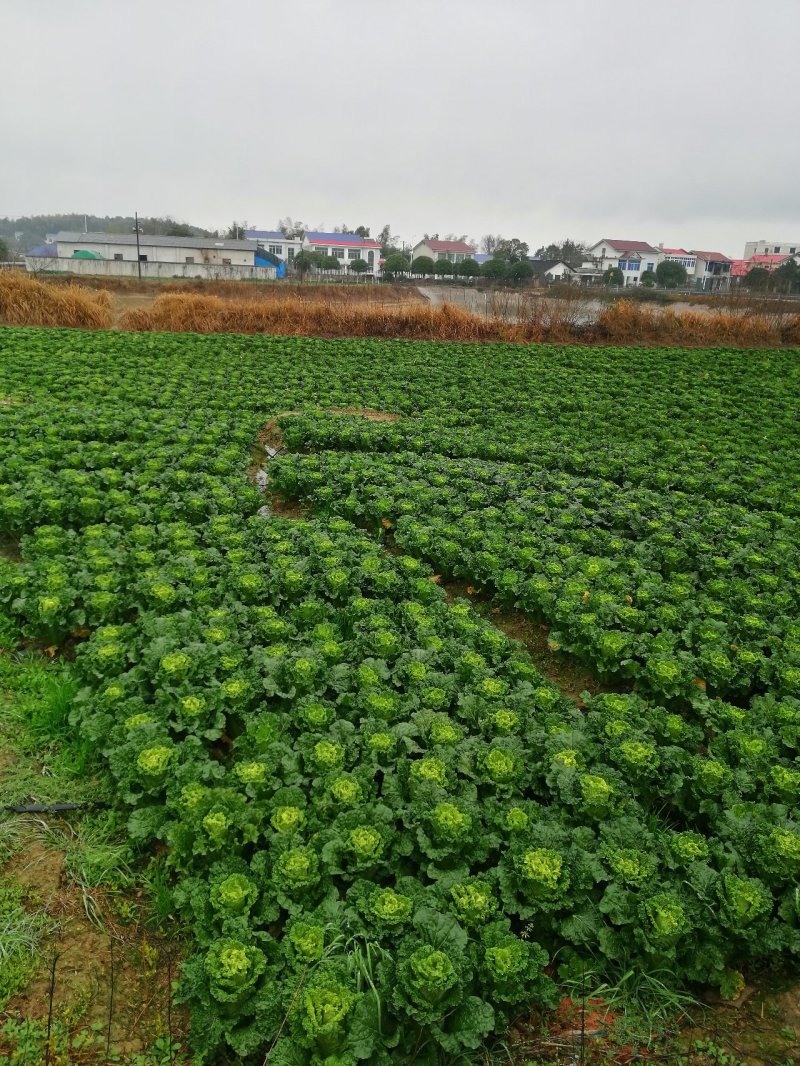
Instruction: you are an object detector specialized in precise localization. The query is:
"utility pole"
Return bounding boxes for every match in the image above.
[134,212,142,279]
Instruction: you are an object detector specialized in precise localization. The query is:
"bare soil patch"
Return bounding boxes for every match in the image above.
[2,833,185,1058]
[109,292,156,326]
[442,581,616,705]
[326,407,402,421]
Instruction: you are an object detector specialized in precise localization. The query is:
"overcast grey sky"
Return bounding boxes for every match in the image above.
[1,0,798,256]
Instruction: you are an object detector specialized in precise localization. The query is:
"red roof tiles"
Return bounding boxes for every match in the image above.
[420,240,476,253]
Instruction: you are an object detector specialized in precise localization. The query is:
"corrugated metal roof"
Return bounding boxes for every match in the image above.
[54,231,256,251]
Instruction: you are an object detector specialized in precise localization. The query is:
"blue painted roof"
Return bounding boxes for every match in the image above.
[306,231,366,244]
[473,253,491,264]
[245,229,286,241]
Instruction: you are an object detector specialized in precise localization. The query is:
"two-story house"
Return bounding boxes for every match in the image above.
[690,251,733,291]
[580,239,663,285]
[302,232,382,275]
[411,239,476,264]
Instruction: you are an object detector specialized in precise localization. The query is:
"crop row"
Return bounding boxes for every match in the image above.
[0,328,798,1063]
[270,441,800,705]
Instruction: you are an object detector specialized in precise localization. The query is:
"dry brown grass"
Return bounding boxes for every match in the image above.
[39,273,422,304]
[118,293,506,340]
[3,273,799,347]
[592,300,782,346]
[0,272,112,329]
[119,292,800,348]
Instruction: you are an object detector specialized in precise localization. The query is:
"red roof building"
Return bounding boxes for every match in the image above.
[691,251,732,263]
[412,238,476,263]
[602,239,660,253]
[731,254,794,277]
[420,239,475,253]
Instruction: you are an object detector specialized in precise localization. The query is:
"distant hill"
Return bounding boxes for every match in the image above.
[0,214,216,255]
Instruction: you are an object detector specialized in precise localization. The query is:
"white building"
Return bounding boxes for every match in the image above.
[529,259,575,283]
[303,232,382,276]
[411,239,476,264]
[579,239,663,285]
[744,239,800,259]
[690,251,733,291]
[658,247,697,273]
[26,232,276,280]
[245,230,304,269]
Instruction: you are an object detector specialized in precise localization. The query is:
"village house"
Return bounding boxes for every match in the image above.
[411,239,476,264]
[577,239,663,285]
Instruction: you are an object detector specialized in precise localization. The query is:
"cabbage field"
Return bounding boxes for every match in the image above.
[0,326,799,1064]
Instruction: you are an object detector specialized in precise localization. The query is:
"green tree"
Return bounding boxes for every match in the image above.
[382,253,410,278]
[640,271,657,288]
[319,254,342,272]
[165,221,194,238]
[278,217,307,239]
[742,266,771,291]
[225,221,249,240]
[494,238,530,262]
[534,239,587,268]
[481,258,509,282]
[0,237,10,261]
[293,250,319,276]
[456,258,481,278]
[655,261,688,288]
[603,266,624,287]
[378,224,396,256]
[433,259,455,276]
[411,255,435,276]
[771,260,800,293]
[354,226,370,238]
[508,259,534,283]
[349,258,369,274]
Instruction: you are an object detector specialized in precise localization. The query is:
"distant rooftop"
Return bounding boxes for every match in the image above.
[661,247,692,256]
[691,250,733,263]
[598,239,653,253]
[529,258,573,273]
[419,239,476,253]
[54,231,256,251]
[244,229,289,242]
[305,231,381,247]
[748,253,793,264]
[597,239,659,254]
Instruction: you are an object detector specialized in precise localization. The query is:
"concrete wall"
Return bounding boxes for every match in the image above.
[25,258,276,281]
[54,240,255,266]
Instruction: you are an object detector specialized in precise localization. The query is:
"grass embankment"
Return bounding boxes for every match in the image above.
[0,593,187,1065]
[39,274,423,303]
[4,272,800,345]
[119,290,800,346]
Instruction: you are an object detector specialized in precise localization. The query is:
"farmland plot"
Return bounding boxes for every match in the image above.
[0,327,798,1064]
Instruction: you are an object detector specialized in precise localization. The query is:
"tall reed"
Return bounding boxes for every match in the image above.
[0,273,112,329]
